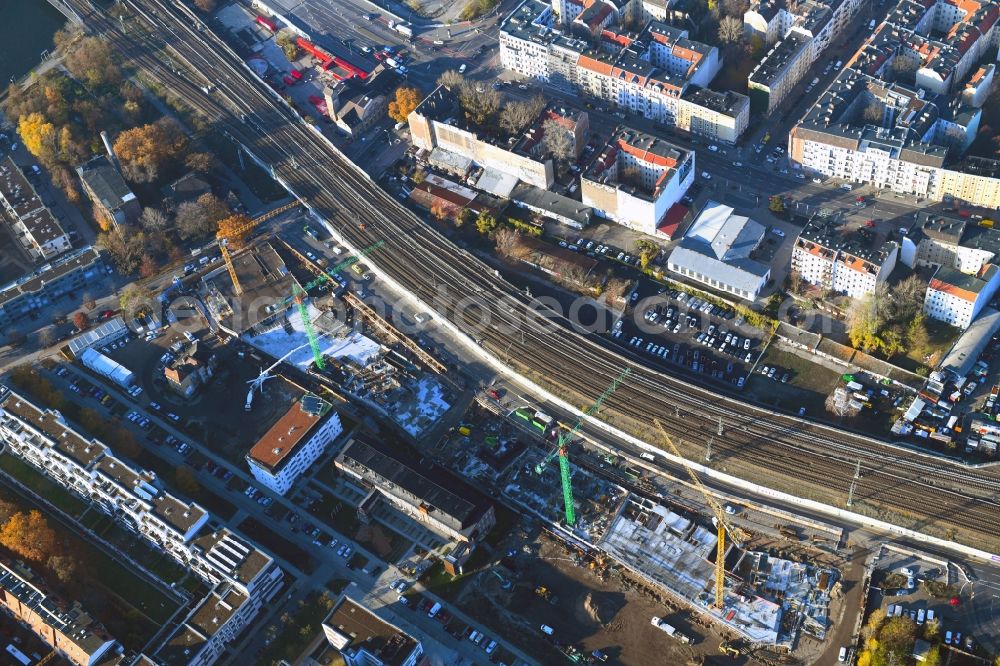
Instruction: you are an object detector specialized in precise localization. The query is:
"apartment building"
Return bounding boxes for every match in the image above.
[924,264,1000,328]
[0,560,121,666]
[77,156,140,229]
[246,394,343,496]
[748,31,812,114]
[500,1,749,142]
[788,0,1000,206]
[335,438,496,544]
[322,593,425,666]
[0,246,103,328]
[0,386,284,666]
[581,126,694,233]
[0,156,70,261]
[744,0,864,62]
[666,201,770,300]
[409,85,558,189]
[791,213,899,298]
[900,211,1000,274]
[155,529,284,666]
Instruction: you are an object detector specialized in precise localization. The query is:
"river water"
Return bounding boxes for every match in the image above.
[0,0,66,86]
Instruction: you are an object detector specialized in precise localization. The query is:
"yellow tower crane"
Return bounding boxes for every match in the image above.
[216,201,301,295]
[653,419,746,610]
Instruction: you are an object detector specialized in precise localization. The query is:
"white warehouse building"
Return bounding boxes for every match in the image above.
[246,394,343,495]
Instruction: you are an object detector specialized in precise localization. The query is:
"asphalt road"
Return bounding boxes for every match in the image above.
[42,0,1000,612]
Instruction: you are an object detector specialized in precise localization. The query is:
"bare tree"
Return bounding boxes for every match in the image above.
[862,100,884,124]
[139,207,169,232]
[437,70,464,89]
[718,16,744,44]
[890,56,918,81]
[500,102,537,136]
[542,118,574,163]
[458,83,501,125]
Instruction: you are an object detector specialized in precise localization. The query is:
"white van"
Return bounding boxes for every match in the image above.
[428,602,442,618]
[540,624,554,635]
[838,647,847,662]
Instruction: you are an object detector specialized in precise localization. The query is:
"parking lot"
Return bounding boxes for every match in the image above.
[609,279,764,389]
[867,550,982,656]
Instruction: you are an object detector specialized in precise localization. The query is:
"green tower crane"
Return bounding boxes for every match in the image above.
[535,368,630,526]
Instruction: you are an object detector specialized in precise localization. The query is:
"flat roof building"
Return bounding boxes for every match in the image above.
[246,394,343,495]
[0,559,121,666]
[322,594,424,666]
[0,247,104,328]
[582,126,694,234]
[0,156,71,262]
[336,438,496,543]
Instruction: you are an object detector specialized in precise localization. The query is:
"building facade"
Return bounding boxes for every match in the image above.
[0,157,71,261]
[787,0,1000,206]
[246,394,343,495]
[581,126,694,234]
[923,264,1000,328]
[336,438,496,543]
[0,560,121,666]
[791,214,899,298]
[500,1,749,142]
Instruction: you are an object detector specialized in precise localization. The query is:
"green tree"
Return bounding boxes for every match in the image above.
[276,30,299,61]
[634,239,660,269]
[768,195,785,214]
[475,211,498,236]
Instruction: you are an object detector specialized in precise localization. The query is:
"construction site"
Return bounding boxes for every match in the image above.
[198,218,453,439]
[427,384,844,663]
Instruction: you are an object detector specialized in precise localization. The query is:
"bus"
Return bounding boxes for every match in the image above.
[6,644,31,666]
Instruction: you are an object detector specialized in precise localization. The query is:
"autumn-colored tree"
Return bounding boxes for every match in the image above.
[46,554,77,583]
[388,87,421,123]
[475,211,498,236]
[72,311,89,331]
[768,195,785,214]
[276,30,300,61]
[194,0,217,11]
[118,285,154,319]
[0,498,17,525]
[97,230,146,274]
[113,118,188,183]
[429,202,451,222]
[216,213,253,249]
[140,207,170,232]
[437,70,464,89]
[139,253,159,278]
[0,510,58,563]
[175,467,201,497]
[64,36,121,89]
[18,113,58,164]
[185,151,216,174]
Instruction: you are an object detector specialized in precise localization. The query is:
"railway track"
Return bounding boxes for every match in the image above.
[67,0,999,547]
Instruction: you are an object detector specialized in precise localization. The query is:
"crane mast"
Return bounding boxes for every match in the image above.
[535,368,630,526]
[653,419,744,610]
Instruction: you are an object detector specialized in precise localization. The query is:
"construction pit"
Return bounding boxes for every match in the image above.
[434,403,528,485]
[503,445,628,546]
[203,240,453,439]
